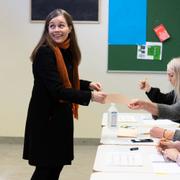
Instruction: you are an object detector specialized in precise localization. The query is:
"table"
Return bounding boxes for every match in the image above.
[100,127,159,145]
[93,145,180,174]
[101,112,153,127]
[100,112,179,145]
[102,112,179,129]
[89,112,180,180]
[93,145,155,173]
[90,172,180,180]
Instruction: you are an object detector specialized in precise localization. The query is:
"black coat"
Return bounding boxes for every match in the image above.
[23,46,91,166]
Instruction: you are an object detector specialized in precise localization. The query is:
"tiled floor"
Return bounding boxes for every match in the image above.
[0,142,97,180]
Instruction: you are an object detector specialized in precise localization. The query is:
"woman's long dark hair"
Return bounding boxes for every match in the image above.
[30,9,81,65]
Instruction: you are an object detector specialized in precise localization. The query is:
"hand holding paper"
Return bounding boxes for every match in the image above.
[128,99,145,109]
[91,91,107,104]
[89,82,102,91]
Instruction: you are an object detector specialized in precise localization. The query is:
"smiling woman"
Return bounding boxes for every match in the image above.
[48,16,71,44]
[23,8,106,180]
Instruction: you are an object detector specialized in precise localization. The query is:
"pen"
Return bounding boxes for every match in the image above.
[130,147,139,151]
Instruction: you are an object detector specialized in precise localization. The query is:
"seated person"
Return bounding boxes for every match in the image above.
[158,139,180,166]
[150,126,180,141]
[128,57,180,123]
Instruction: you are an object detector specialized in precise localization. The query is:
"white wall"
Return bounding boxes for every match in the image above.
[0,0,171,138]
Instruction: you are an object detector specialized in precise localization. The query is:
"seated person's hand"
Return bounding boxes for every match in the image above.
[128,99,144,110]
[157,139,176,153]
[150,127,174,140]
[139,79,151,92]
[162,148,179,162]
[150,127,165,138]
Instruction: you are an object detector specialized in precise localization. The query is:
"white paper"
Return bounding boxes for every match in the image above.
[105,151,143,166]
[153,162,180,173]
[137,42,162,60]
[150,153,166,163]
[105,93,130,105]
[117,128,138,138]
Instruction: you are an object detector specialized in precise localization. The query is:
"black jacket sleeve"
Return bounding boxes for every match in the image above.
[33,46,91,106]
[80,80,91,91]
[146,87,174,105]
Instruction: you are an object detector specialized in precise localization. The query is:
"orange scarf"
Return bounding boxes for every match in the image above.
[53,39,80,119]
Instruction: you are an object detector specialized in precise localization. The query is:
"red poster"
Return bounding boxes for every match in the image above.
[153,24,170,42]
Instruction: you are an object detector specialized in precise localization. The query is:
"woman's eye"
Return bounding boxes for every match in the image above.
[49,23,66,29]
[59,24,65,28]
[49,24,55,29]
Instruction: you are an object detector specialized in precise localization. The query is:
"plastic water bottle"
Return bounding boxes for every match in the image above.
[107,103,118,128]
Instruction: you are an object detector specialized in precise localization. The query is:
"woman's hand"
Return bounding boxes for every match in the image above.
[128,99,158,116]
[139,79,151,92]
[89,82,102,91]
[128,99,145,110]
[157,139,176,152]
[150,127,165,138]
[162,148,179,162]
[91,91,107,104]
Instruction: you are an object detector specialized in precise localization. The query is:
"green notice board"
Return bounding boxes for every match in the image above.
[108,0,180,72]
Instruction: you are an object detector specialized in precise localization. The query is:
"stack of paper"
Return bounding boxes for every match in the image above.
[117,128,138,137]
[106,152,143,166]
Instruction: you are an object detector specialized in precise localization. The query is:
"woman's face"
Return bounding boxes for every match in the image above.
[167,70,176,86]
[48,15,71,44]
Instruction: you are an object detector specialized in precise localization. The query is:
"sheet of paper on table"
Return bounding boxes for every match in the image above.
[117,128,138,138]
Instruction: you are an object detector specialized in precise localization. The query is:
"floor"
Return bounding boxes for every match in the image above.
[0,142,98,180]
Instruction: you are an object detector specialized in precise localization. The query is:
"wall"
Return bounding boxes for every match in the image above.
[0,0,170,138]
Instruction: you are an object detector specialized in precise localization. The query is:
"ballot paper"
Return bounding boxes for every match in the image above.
[152,162,180,174]
[105,93,130,105]
[150,153,167,163]
[117,128,138,138]
[105,151,143,166]
[142,119,179,129]
[151,152,180,173]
